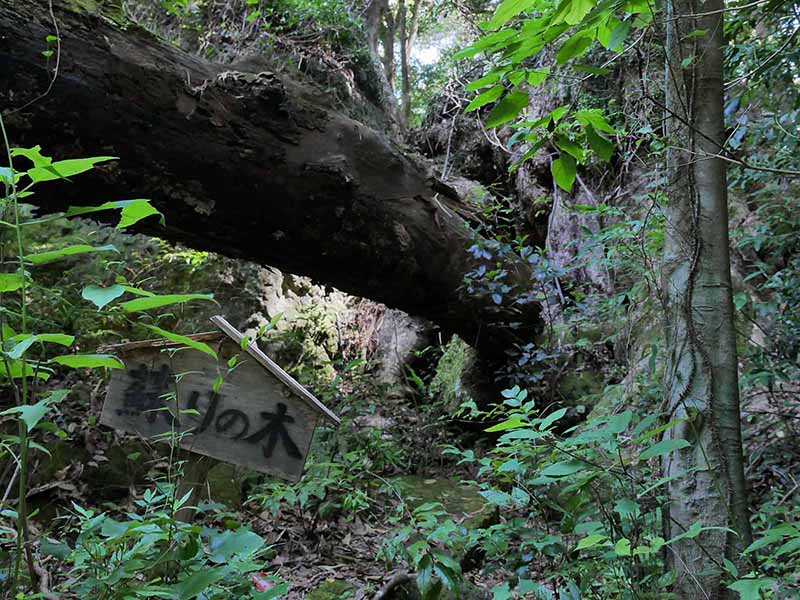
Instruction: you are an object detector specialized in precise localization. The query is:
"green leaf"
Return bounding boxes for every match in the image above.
[486,92,529,128]
[51,354,124,369]
[175,566,230,600]
[486,416,527,432]
[26,156,116,183]
[539,407,567,430]
[555,136,585,162]
[541,460,586,478]
[486,0,537,29]
[576,534,606,550]
[120,293,215,313]
[552,154,577,192]
[465,70,503,91]
[575,109,617,134]
[614,538,632,556]
[563,0,595,24]
[526,67,550,86]
[82,284,126,309]
[28,244,118,264]
[11,146,52,168]
[0,272,25,292]
[143,325,218,359]
[607,21,630,49]
[491,582,512,600]
[733,292,748,310]
[466,85,505,112]
[208,528,265,563]
[0,390,67,432]
[727,577,775,600]
[556,33,594,64]
[66,199,164,229]
[586,125,614,161]
[7,333,74,359]
[479,490,512,506]
[639,438,691,460]
[614,499,640,519]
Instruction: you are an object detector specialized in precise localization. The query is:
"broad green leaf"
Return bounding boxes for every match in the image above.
[0,390,67,432]
[120,293,215,313]
[607,20,630,49]
[727,577,775,600]
[614,538,632,556]
[541,460,586,478]
[11,146,52,168]
[639,438,691,460]
[466,85,505,112]
[527,67,550,86]
[7,333,74,359]
[614,499,640,519]
[576,534,606,550]
[0,359,52,381]
[208,528,265,563]
[563,0,595,24]
[491,582,512,600]
[143,325,218,359]
[51,354,124,369]
[28,244,118,265]
[66,199,164,229]
[607,410,632,434]
[26,156,116,183]
[0,272,25,292]
[539,407,567,430]
[466,70,503,91]
[486,0,538,29]
[555,136,585,162]
[82,284,126,309]
[556,32,594,64]
[486,416,527,432]
[552,154,577,192]
[479,489,512,506]
[575,109,617,134]
[486,92,529,128]
[175,566,230,600]
[586,125,614,161]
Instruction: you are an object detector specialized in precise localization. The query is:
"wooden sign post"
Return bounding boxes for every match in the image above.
[100,315,340,517]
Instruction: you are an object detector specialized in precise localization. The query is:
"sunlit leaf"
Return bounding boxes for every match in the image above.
[639,438,690,460]
[552,154,577,192]
[82,284,126,309]
[486,92,529,128]
[28,244,118,265]
[143,325,218,359]
[120,293,215,313]
[51,354,124,369]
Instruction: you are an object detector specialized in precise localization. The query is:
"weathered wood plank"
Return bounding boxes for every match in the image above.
[100,338,321,482]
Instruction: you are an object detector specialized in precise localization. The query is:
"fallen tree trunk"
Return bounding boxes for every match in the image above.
[0,0,539,358]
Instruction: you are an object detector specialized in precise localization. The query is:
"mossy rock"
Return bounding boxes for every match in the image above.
[307,579,356,599]
[389,475,488,529]
[429,336,478,412]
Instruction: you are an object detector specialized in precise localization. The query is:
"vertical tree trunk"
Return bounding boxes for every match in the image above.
[661,0,752,596]
[400,0,421,123]
[382,7,396,89]
[398,0,409,125]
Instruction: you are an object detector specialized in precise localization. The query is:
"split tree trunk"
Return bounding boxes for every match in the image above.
[661,0,752,595]
[0,0,540,359]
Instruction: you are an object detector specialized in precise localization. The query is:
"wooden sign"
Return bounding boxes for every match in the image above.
[100,316,340,482]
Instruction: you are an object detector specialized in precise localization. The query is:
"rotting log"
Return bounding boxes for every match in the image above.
[0,0,540,358]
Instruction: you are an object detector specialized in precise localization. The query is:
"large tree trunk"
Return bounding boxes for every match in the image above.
[661,0,752,595]
[0,0,540,359]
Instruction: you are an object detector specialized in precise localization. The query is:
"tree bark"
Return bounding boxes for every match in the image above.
[661,0,752,596]
[399,0,420,124]
[0,0,540,359]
